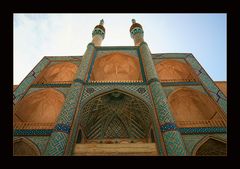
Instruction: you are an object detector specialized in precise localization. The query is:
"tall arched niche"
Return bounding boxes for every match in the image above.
[90,52,142,81]
[168,88,224,122]
[36,62,78,83]
[13,138,40,156]
[14,89,65,123]
[79,90,152,143]
[155,60,198,81]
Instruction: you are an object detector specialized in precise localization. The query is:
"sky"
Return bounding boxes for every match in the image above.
[13,14,226,84]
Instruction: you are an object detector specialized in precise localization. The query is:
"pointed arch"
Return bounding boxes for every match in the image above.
[14,88,65,123]
[155,60,198,82]
[90,52,142,81]
[168,87,224,123]
[192,136,227,156]
[35,62,78,83]
[79,89,152,142]
[13,138,41,156]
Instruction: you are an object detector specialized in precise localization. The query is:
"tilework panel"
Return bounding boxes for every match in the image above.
[153,58,187,65]
[66,117,80,155]
[160,123,177,132]
[139,43,159,80]
[54,124,71,134]
[75,44,95,79]
[96,48,138,59]
[151,53,190,59]
[150,82,175,123]
[44,132,69,156]
[163,131,187,156]
[14,129,53,136]
[31,83,72,88]
[46,56,81,61]
[179,127,227,134]
[181,133,227,155]
[80,84,152,107]
[151,121,163,156]
[56,84,83,124]
[161,81,201,86]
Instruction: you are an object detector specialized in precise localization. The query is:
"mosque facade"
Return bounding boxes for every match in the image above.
[13,19,227,156]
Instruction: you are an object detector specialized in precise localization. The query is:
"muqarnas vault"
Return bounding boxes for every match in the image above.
[13,19,227,156]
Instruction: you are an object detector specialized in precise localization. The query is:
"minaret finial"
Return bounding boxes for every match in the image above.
[100,19,104,26]
[132,19,136,24]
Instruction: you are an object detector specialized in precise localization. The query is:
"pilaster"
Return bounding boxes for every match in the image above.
[43,43,95,156]
[139,41,187,156]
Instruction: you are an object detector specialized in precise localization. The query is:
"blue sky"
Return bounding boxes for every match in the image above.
[13,14,226,84]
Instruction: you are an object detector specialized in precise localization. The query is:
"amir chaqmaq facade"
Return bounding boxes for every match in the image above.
[13,19,227,156]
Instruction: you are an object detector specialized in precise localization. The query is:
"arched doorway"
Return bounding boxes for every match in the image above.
[168,87,226,127]
[155,60,198,82]
[73,90,158,155]
[13,138,40,156]
[193,137,227,156]
[90,52,142,82]
[14,89,65,123]
[35,62,78,84]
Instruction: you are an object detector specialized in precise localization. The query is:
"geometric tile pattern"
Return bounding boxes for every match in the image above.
[14,129,53,136]
[151,53,190,59]
[163,131,187,156]
[76,43,95,80]
[54,124,71,134]
[44,132,69,156]
[147,78,160,85]
[139,42,159,80]
[80,84,152,107]
[151,120,164,156]
[56,84,83,124]
[31,83,72,88]
[46,56,81,61]
[150,81,176,123]
[161,81,200,86]
[179,127,227,134]
[95,47,138,59]
[185,54,227,114]
[160,123,177,132]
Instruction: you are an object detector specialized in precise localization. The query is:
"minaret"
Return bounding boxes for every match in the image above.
[130,19,187,156]
[130,19,144,46]
[92,19,105,46]
[44,20,104,156]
